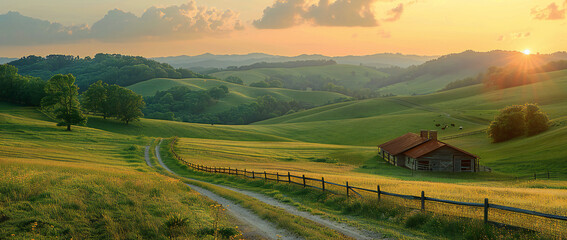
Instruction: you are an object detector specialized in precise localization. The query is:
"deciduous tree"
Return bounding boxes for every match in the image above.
[41,74,86,131]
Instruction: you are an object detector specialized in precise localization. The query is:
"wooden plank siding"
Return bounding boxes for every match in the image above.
[405,146,476,172]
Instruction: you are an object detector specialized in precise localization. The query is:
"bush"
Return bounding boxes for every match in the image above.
[489,104,549,142]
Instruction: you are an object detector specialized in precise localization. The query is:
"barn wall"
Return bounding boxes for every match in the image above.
[418,146,476,172]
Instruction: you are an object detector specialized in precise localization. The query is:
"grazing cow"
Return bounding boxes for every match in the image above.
[441,127,446,130]
[451,123,455,127]
[459,126,463,130]
[435,124,441,127]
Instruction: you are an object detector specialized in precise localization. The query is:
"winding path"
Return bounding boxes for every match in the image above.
[147,140,299,240]
[149,140,383,240]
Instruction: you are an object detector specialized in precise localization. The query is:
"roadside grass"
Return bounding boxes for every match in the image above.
[163,138,551,239]
[154,139,355,240]
[0,107,239,239]
[171,137,567,237]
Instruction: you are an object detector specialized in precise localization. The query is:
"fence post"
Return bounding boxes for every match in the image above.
[346,181,349,198]
[244,169,247,177]
[302,175,306,188]
[484,198,489,223]
[534,173,537,180]
[235,168,238,175]
[252,171,255,179]
[421,191,425,211]
[228,167,231,175]
[264,171,267,180]
[377,185,381,201]
[288,172,291,183]
[276,172,279,183]
[322,177,325,191]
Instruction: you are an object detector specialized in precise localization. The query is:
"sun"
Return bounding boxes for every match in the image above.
[522,49,531,55]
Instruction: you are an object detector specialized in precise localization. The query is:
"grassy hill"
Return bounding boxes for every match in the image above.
[211,64,388,90]
[0,103,238,239]
[377,50,567,95]
[245,69,567,178]
[127,78,348,113]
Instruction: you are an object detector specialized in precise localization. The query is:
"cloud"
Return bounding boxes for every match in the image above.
[0,1,243,45]
[306,0,379,27]
[0,11,88,45]
[252,0,305,29]
[497,32,531,41]
[254,0,381,29]
[92,2,243,41]
[383,3,404,22]
[531,1,566,20]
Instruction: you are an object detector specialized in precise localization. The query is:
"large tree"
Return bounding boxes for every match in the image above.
[82,80,109,118]
[41,74,86,131]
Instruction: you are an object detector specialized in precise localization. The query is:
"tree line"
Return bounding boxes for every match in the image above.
[8,54,213,90]
[143,85,313,125]
[1,64,145,130]
[222,60,336,72]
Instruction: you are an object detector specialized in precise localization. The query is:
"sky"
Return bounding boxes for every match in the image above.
[1,0,567,58]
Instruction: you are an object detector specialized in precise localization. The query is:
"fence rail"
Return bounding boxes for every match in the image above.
[169,137,567,232]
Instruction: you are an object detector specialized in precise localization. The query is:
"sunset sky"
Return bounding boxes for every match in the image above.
[1,0,566,57]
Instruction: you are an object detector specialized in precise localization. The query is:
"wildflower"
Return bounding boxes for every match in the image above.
[11,234,15,236]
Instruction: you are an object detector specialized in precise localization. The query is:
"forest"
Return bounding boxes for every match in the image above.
[8,54,211,90]
[144,86,312,125]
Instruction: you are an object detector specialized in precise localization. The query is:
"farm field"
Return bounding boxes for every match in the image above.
[127,78,348,113]
[211,64,388,89]
[0,103,240,239]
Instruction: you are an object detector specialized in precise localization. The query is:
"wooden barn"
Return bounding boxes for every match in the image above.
[378,130,478,172]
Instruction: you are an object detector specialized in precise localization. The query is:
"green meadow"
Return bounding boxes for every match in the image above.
[127,78,348,113]
[211,64,388,89]
[2,67,567,238]
[0,103,240,239]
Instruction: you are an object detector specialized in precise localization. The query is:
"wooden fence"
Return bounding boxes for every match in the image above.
[168,137,567,232]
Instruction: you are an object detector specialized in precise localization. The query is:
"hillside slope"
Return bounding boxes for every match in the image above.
[127,78,348,113]
[211,64,388,90]
[377,50,567,95]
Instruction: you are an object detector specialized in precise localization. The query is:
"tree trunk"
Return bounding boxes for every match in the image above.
[67,124,71,131]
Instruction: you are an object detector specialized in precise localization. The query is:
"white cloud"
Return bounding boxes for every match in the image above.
[0,1,243,45]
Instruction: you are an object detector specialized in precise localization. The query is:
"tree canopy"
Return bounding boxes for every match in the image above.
[0,64,46,106]
[82,81,145,124]
[41,74,86,131]
[9,54,211,90]
[489,104,549,142]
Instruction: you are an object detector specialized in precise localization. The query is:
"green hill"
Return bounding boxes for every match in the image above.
[127,78,348,113]
[377,50,567,95]
[211,64,388,90]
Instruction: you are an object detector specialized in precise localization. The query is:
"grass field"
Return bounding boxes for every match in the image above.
[127,78,348,113]
[211,64,388,90]
[0,104,240,239]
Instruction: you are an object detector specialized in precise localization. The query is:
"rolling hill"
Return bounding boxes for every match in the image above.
[211,64,388,90]
[127,78,349,113]
[153,52,436,70]
[378,50,567,95]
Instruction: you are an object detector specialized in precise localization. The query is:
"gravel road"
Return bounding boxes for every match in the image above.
[150,139,383,240]
[147,140,299,240]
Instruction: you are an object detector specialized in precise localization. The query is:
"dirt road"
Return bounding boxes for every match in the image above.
[150,140,382,240]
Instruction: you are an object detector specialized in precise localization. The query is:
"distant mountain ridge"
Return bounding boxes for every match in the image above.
[0,58,17,64]
[153,53,437,70]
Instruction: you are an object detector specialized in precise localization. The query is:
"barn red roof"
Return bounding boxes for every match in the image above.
[378,133,427,155]
[379,132,479,159]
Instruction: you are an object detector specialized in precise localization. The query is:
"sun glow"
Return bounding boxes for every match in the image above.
[522,49,531,55]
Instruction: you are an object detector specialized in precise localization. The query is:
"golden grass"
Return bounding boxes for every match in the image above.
[0,109,240,239]
[174,137,567,237]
